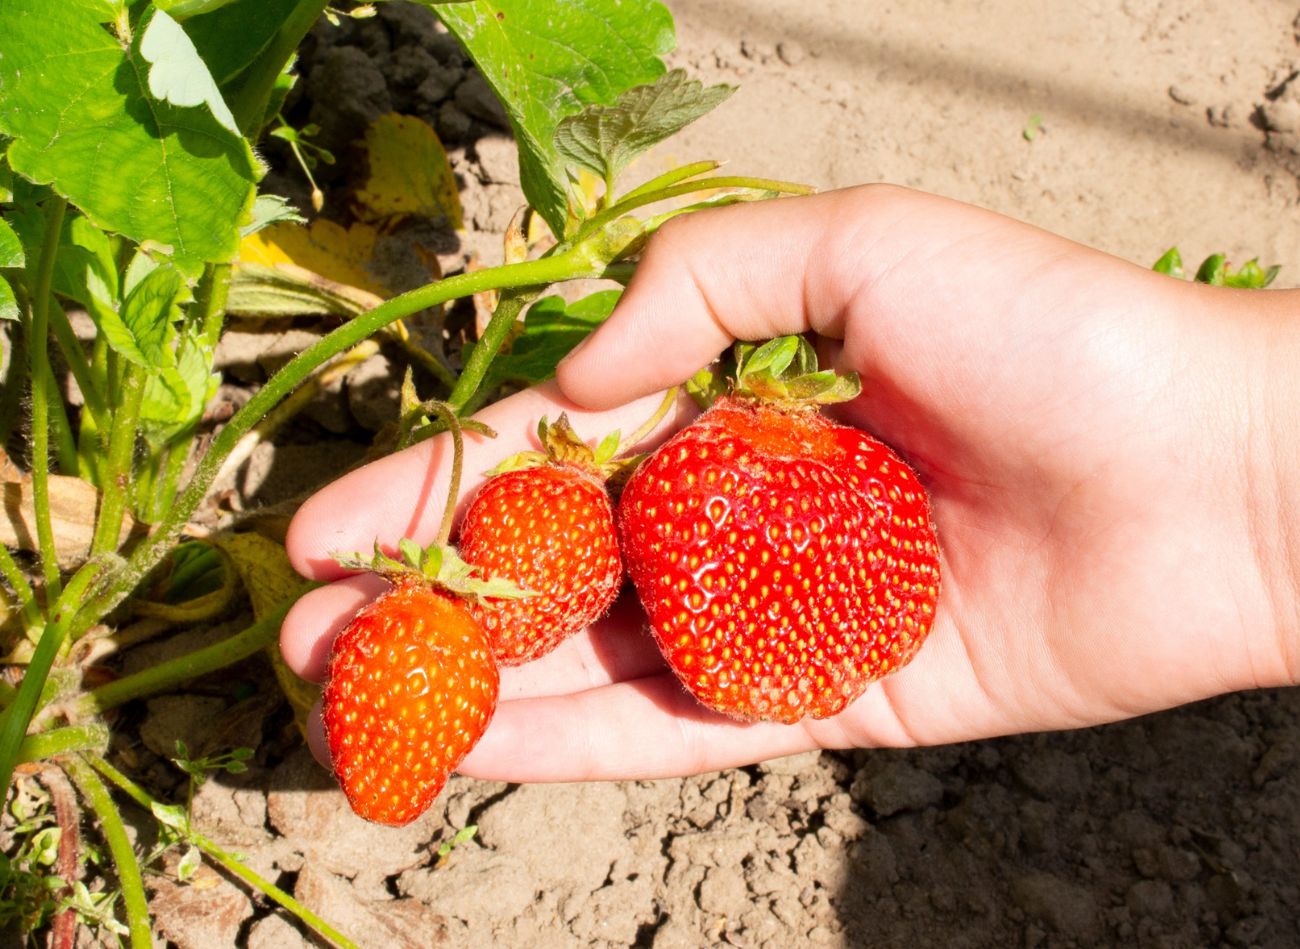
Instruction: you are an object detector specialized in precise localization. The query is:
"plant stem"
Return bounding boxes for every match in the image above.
[90,363,146,557]
[195,263,232,350]
[211,339,379,496]
[446,285,538,414]
[0,562,103,797]
[227,0,331,138]
[148,426,196,525]
[89,756,362,949]
[48,298,106,424]
[65,756,152,949]
[616,160,721,204]
[30,195,68,601]
[578,175,814,241]
[420,404,464,547]
[78,598,297,716]
[70,251,600,638]
[17,723,109,763]
[0,543,42,633]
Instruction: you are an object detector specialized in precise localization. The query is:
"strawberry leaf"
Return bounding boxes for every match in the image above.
[479,290,620,391]
[555,70,735,188]
[427,0,675,237]
[0,0,258,264]
[140,7,240,136]
[0,277,16,322]
[0,217,22,269]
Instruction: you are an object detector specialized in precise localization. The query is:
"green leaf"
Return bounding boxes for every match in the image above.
[1151,247,1183,278]
[429,0,675,236]
[56,216,120,320]
[0,217,23,268]
[0,162,13,203]
[0,275,16,321]
[555,70,734,187]
[739,336,801,379]
[182,0,299,87]
[140,8,239,135]
[482,289,620,389]
[241,194,304,237]
[176,845,202,882]
[141,327,217,442]
[157,0,237,20]
[1194,253,1227,286]
[104,264,186,367]
[0,0,259,264]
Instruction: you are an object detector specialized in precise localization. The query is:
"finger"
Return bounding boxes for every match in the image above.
[285,381,694,580]
[555,185,917,409]
[496,591,667,701]
[279,573,391,682]
[459,673,823,782]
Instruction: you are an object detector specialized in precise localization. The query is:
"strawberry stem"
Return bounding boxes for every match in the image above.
[421,402,467,547]
[618,386,679,455]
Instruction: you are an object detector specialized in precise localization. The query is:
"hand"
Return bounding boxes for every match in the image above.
[281,185,1300,784]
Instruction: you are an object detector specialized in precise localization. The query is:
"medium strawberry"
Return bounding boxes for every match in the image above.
[459,416,625,665]
[618,337,940,724]
[323,532,528,825]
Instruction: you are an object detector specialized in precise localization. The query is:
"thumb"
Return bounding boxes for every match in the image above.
[556,187,890,409]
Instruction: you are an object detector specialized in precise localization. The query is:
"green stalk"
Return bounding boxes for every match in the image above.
[17,723,109,763]
[0,562,103,797]
[42,369,80,476]
[69,250,601,638]
[194,263,231,351]
[65,756,152,949]
[577,175,814,241]
[90,364,146,557]
[78,598,297,716]
[89,756,362,949]
[227,0,331,137]
[30,196,68,600]
[0,543,42,632]
[447,286,538,414]
[49,299,106,422]
[615,160,721,204]
[148,426,196,525]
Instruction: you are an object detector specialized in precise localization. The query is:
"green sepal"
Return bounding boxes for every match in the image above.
[733,335,861,407]
[486,414,636,483]
[333,540,534,601]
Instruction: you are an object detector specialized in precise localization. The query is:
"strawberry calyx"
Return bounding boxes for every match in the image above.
[334,539,534,602]
[732,335,861,409]
[486,414,640,483]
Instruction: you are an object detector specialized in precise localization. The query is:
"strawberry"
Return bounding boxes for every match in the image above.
[323,542,523,826]
[459,416,624,665]
[618,337,940,724]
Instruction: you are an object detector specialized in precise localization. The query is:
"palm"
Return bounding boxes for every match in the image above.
[283,186,1280,784]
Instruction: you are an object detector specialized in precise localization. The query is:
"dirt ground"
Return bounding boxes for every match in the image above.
[110,2,1300,947]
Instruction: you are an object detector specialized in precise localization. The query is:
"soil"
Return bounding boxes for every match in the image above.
[56,2,1300,947]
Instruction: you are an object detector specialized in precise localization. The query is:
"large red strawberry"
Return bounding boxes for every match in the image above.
[323,542,522,826]
[618,337,940,724]
[459,416,624,665]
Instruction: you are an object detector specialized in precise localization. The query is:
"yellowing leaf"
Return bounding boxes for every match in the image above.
[355,113,464,229]
[238,219,388,299]
[211,531,319,738]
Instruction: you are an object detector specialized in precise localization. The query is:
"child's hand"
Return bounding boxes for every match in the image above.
[281,185,1300,782]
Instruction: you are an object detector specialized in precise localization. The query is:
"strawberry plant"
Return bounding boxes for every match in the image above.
[0,0,809,942]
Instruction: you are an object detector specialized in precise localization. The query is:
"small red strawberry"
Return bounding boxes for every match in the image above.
[323,540,525,826]
[459,416,625,665]
[618,337,940,724]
